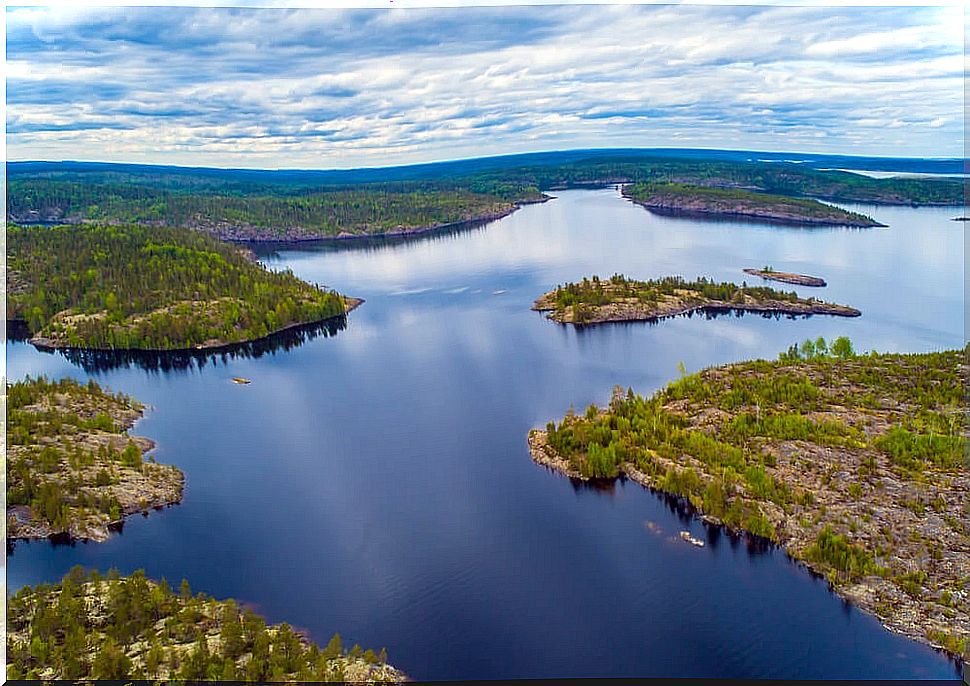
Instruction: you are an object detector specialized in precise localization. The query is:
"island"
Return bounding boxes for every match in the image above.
[743,267,827,287]
[528,339,968,659]
[7,223,359,351]
[622,182,885,227]
[532,274,860,325]
[7,377,183,542]
[6,566,407,682]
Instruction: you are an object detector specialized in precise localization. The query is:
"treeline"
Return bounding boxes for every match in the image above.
[469,157,962,205]
[552,274,800,311]
[623,182,880,224]
[7,223,349,350]
[6,567,403,682]
[7,157,959,236]
[7,178,542,239]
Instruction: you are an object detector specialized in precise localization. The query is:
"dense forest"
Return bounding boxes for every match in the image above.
[7,223,351,350]
[6,566,405,682]
[7,376,183,542]
[531,340,968,658]
[622,182,882,226]
[7,155,960,241]
[7,178,541,240]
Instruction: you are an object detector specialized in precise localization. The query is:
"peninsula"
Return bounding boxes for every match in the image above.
[7,377,183,542]
[6,566,406,682]
[7,223,357,351]
[622,182,885,227]
[528,340,968,659]
[743,268,827,287]
[532,274,860,325]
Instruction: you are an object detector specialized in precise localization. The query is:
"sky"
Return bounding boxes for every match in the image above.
[5,3,964,168]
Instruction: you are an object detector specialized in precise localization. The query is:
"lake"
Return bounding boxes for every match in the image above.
[6,188,964,679]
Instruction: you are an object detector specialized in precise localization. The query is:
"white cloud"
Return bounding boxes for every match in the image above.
[5,4,962,166]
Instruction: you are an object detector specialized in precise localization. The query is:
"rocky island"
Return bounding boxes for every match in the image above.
[7,223,358,351]
[532,274,860,325]
[529,340,968,659]
[6,566,406,682]
[623,182,885,227]
[7,377,183,542]
[743,268,827,287]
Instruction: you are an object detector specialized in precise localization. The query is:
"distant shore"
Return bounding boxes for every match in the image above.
[622,183,885,228]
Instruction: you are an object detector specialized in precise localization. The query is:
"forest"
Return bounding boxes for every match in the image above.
[6,376,183,541]
[6,566,404,682]
[532,340,968,658]
[549,274,801,310]
[6,155,960,241]
[622,182,883,226]
[7,222,351,350]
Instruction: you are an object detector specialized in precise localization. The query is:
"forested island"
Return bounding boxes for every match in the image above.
[7,377,182,542]
[532,275,859,325]
[622,182,883,227]
[743,268,827,287]
[7,223,358,351]
[6,566,406,682]
[528,340,968,658]
[6,154,961,242]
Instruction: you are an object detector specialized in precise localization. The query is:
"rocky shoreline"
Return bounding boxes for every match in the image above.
[7,381,185,543]
[742,268,827,287]
[532,290,860,324]
[622,185,885,228]
[527,427,967,660]
[527,349,969,662]
[24,297,364,354]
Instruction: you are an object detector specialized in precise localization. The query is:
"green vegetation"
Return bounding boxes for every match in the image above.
[531,339,968,656]
[6,376,183,541]
[534,274,859,324]
[623,182,881,226]
[6,567,405,682]
[7,223,351,350]
[7,178,541,241]
[7,157,959,241]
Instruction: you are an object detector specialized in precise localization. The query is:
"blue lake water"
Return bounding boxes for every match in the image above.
[6,188,965,679]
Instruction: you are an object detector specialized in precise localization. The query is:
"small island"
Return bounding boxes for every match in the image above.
[532,274,860,325]
[743,267,827,287]
[623,182,885,227]
[7,223,359,351]
[6,566,406,682]
[7,377,183,542]
[528,339,968,659]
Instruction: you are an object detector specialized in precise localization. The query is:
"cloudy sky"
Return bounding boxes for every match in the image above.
[6,3,963,168]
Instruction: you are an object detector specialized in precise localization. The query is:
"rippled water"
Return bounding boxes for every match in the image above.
[6,188,964,679]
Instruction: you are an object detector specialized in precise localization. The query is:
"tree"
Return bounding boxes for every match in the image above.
[91,637,132,679]
[323,633,343,660]
[832,336,855,359]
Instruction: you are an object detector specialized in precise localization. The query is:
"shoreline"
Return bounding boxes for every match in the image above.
[171,195,550,244]
[526,429,963,663]
[22,297,364,354]
[7,393,184,544]
[625,195,887,228]
[532,293,861,325]
[8,195,552,244]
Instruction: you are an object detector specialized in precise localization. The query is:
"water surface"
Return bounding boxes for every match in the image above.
[7,188,964,679]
